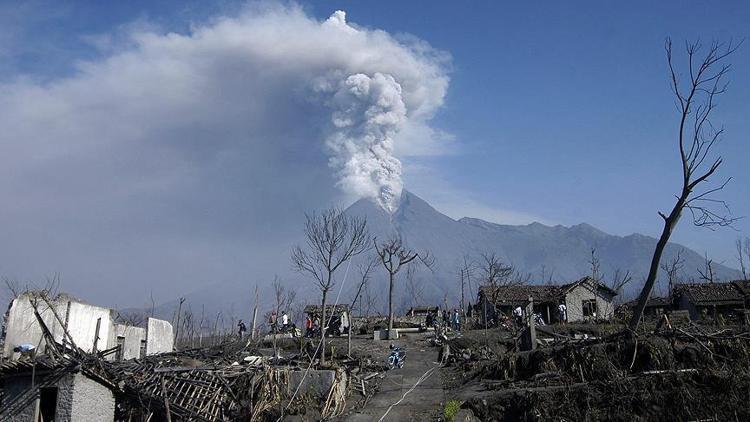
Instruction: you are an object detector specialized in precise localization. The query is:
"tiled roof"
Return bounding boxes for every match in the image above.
[624,296,672,308]
[731,280,750,297]
[674,282,744,305]
[480,284,564,304]
[479,277,618,305]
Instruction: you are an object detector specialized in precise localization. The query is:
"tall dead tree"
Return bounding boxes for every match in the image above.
[348,257,377,356]
[697,252,716,284]
[736,237,749,280]
[374,235,433,337]
[629,38,741,331]
[291,208,370,364]
[477,252,515,334]
[457,256,476,317]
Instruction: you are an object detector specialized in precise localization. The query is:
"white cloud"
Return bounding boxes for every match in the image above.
[0,4,450,305]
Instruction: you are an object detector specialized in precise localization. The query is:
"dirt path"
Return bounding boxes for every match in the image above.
[346,334,445,421]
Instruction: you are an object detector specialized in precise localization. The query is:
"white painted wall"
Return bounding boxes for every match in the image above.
[114,324,146,360]
[3,293,173,360]
[2,294,114,358]
[146,317,174,355]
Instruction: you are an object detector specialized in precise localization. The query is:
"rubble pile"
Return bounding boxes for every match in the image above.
[0,297,383,421]
[455,325,750,421]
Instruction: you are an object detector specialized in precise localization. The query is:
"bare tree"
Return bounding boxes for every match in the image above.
[291,208,370,364]
[347,257,378,355]
[629,38,741,331]
[374,235,433,337]
[476,252,516,334]
[404,264,425,309]
[589,248,602,282]
[456,256,476,316]
[608,269,633,303]
[736,237,749,280]
[697,252,716,283]
[661,249,685,296]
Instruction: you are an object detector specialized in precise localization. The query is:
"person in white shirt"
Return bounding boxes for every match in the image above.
[558,302,567,323]
[513,306,523,325]
[340,311,349,334]
[281,311,289,330]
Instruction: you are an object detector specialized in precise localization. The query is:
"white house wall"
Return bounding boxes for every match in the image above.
[3,294,172,360]
[146,317,174,355]
[564,282,614,322]
[114,324,146,360]
[2,295,113,358]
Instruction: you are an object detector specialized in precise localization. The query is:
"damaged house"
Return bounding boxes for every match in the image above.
[0,292,175,421]
[2,292,173,361]
[477,277,618,324]
[673,282,748,321]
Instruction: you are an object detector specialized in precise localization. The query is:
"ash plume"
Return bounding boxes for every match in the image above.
[0,5,449,304]
[324,72,406,213]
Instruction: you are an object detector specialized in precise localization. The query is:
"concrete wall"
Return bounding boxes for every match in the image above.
[3,294,172,360]
[68,373,115,421]
[114,324,146,360]
[564,282,615,322]
[3,294,114,359]
[146,317,173,355]
[2,372,114,422]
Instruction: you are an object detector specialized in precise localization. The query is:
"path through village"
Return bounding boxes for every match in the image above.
[346,333,446,421]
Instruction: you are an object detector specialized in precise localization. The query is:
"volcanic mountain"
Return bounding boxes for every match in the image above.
[343,190,739,303]
[151,190,739,319]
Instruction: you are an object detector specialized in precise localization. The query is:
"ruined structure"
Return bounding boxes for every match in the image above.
[673,282,747,321]
[477,277,618,324]
[2,292,173,361]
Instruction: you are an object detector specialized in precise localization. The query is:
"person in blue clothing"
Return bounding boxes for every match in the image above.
[452,309,461,332]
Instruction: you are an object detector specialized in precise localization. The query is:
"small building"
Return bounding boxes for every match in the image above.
[404,306,439,317]
[476,277,618,324]
[2,292,174,361]
[0,357,116,421]
[673,282,746,321]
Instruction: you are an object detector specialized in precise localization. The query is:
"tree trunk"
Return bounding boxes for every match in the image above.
[629,196,685,331]
[387,272,395,337]
[320,288,328,364]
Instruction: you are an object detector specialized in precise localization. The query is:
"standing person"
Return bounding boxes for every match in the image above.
[340,310,349,335]
[237,320,247,338]
[442,309,449,327]
[281,311,289,331]
[426,310,433,328]
[558,302,567,324]
[305,315,313,337]
[453,309,461,332]
[513,306,524,326]
[269,310,277,332]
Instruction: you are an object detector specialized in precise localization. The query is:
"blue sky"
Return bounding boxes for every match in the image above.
[0,1,748,305]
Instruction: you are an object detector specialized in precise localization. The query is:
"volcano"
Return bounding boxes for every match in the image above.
[342,190,740,304]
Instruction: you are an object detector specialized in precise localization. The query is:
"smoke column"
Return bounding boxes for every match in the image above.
[324,72,406,213]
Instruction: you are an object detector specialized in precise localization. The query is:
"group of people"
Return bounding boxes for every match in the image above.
[425,308,462,332]
[304,311,349,338]
[511,301,568,327]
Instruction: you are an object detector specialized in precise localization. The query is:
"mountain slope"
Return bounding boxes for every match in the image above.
[344,190,740,303]
[149,190,739,321]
